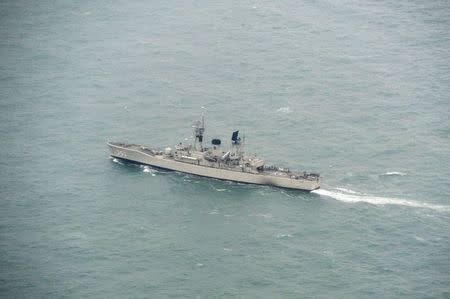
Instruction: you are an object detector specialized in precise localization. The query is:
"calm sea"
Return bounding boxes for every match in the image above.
[1,0,449,297]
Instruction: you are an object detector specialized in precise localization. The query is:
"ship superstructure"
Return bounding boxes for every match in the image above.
[107,117,320,191]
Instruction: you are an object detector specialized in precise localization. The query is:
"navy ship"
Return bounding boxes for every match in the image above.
[107,117,320,191]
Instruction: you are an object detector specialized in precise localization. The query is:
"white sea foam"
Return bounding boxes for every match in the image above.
[382,171,407,176]
[335,187,362,195]
[276,233,293,238]
[276,106,291,113]
[414,236,426,243]
[111,157,124,165]
[142,166,156,176]
[312,188,449,212]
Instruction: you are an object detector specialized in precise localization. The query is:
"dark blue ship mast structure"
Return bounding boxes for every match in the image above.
[231,130,243,156]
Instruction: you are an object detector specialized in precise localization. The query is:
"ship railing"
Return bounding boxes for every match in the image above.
[140,147,157,155]
[109,141,142,149]
[261,166,320,181]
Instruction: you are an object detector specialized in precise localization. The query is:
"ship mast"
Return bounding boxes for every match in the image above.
[192,116,205,151]
[231,130,243,157]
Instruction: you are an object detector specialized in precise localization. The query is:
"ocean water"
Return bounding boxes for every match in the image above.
[1,0,449,297]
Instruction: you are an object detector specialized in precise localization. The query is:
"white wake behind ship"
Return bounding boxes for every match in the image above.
[107,117,320,191]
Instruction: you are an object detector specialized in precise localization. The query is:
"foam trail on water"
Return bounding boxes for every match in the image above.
[335,187,362,194]
[312,188,450,212]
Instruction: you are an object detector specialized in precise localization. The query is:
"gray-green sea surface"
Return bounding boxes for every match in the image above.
[1,0,449,297]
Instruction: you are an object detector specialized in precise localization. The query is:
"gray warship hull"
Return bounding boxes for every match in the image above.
[107,142,320,191]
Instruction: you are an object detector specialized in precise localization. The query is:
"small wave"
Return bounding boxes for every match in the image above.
[414,236,426,243]
[280,190,296,198]
[276,106,291,113]
[250,213,273,219]
[137,40,152,45]
[382,171,407,176]
[312,188,449,212]
[258,190,268,196]
[111,157,124,165]
[215,188,228,192]
[276,233,293,239]
[142,166,156,176]
[335,187,362,195]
